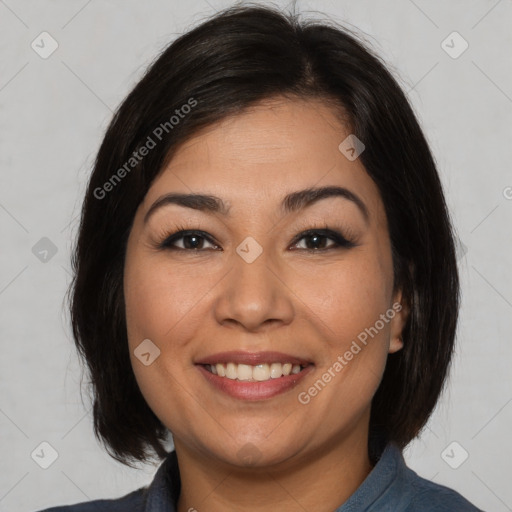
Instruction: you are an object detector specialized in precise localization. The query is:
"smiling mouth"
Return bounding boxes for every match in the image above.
[203,362,311,382]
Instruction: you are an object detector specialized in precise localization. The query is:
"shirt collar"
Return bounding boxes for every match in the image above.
[143,449,180,512]
[336,443,404,511]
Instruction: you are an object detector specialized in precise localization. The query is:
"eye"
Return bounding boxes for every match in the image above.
[159,230,219,251]
[290,229,357,251]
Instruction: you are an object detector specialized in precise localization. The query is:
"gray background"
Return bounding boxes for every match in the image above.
[1,0,511,511]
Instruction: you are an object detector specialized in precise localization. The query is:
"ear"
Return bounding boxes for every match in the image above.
[388,288,409,354]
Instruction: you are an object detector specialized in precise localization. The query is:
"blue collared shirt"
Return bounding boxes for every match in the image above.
[37,443,483,511]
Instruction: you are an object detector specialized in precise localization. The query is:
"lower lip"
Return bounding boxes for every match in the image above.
[196,364,314,401]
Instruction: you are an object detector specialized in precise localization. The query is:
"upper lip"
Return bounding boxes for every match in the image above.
[195,351,312,366]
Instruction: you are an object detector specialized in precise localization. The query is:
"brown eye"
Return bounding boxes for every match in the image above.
[160,230,219,251]
[291,229,357,251]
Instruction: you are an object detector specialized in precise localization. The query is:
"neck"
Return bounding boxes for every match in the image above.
[175,422,373,512]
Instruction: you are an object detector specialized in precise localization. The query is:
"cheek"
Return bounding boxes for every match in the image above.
[293,252,392,348]
[292,250,393,411]
[124,254,214,349]
[123,255,207,431]
[292,257,392,428]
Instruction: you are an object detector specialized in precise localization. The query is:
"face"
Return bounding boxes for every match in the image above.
[123,97,408,469]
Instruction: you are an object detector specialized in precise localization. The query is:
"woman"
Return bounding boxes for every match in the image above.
[39,3,482,511]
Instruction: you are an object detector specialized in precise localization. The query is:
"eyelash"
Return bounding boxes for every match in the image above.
[155,222,358,253]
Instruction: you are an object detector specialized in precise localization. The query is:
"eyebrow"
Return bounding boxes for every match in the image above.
[143,186,369,225]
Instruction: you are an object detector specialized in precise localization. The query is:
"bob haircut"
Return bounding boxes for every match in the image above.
[68,3,460,467]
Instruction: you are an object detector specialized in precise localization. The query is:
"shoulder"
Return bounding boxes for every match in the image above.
[34,487,146,512]
[34,449,179,512]
[366,443,484,512]
[402,467,483,511]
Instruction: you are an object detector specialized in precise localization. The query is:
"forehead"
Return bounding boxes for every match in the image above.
[142,97,385,225]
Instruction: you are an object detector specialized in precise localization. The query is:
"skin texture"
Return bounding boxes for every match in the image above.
[123,97,409,512]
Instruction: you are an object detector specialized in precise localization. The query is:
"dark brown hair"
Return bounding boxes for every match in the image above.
[68,3,460,467]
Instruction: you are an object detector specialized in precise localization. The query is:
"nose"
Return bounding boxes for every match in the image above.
[212,246,295,333]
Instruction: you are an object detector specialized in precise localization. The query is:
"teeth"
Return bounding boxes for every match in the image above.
[237,364,253,381]
[206,362,305,381]
[216,363,225,377]
[226,362,237,379]
[269,363,282,378]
